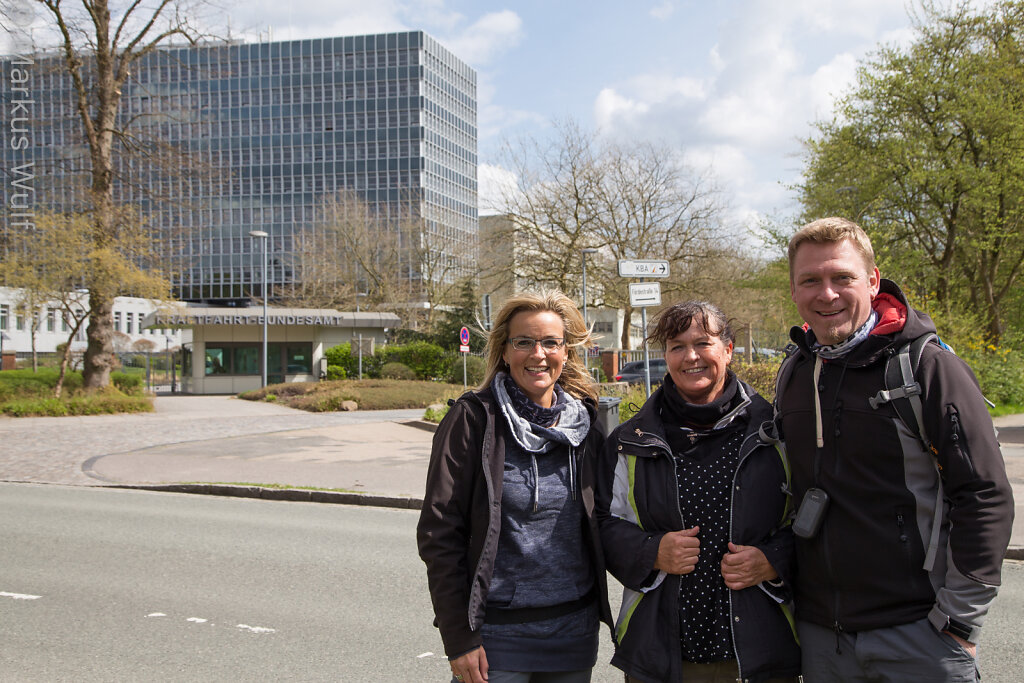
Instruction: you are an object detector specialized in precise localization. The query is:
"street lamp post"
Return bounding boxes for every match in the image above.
[165,335,177,394]
[581,248,599,373]
[249,230,269,388]
[355,292,367,380]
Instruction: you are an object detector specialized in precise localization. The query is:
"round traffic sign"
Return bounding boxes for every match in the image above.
[459,326,470,345]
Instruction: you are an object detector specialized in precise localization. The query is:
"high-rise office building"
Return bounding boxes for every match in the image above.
[2,31,477,304]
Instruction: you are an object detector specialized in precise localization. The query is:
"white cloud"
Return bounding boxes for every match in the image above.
[439,10,524,65]
[587,0,927,223]
[594,88,650,132]
[225,0,407,41]
[478,163,520,215]
[650,1,675,20]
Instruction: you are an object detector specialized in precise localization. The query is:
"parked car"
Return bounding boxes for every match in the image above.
[615,358,668,385]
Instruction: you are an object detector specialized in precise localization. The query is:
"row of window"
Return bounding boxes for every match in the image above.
[124,77,425,114]
[137,46,424,82]
[0,304,175,338]
[202,343,312,377]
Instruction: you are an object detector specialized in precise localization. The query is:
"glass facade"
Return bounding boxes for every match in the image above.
[2,31,477,304]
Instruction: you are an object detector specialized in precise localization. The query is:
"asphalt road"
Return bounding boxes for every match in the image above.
[2,483,1021,682]
[0,483,622,682]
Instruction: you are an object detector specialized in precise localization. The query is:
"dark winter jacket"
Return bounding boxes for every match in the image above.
[595,378,800,683]
[778,279,1014,641]
[416,386,613,658]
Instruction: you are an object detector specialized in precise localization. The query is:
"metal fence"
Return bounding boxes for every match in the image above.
[12,350,179,392]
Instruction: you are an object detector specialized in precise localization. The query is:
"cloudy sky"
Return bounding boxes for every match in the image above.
[11,1,971,230]
[213,0,936,229]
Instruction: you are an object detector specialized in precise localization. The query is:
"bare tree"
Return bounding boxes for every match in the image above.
[591,141,724,348]
[2,0,207,389]
[495,121,606,293]
[283,189,464,329]
[495,121,728,348]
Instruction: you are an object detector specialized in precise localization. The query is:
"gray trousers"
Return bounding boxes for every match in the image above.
[798,618,979,682]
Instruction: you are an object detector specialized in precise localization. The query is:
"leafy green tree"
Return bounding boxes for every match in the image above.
[1,212,168,397]
[798,0,1024,342]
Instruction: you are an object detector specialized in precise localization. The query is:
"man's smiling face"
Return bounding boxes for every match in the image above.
[790,239,880,346]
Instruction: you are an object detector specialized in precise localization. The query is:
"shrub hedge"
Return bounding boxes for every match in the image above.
[381,362,417,380]
[324,341,476,382]
[0,368,153,416]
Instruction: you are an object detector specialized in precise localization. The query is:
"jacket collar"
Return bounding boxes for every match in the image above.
[789,278,938,367]
[617,380,758,454]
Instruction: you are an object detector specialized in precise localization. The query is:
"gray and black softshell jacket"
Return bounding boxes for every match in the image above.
[778,279,1014,642]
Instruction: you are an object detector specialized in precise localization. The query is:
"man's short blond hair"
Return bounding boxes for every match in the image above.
[788,217,876,279]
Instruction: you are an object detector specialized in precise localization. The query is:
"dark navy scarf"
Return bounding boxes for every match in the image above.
[503,374,567,427]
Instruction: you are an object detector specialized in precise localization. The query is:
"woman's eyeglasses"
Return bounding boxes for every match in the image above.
[507,336,566,352]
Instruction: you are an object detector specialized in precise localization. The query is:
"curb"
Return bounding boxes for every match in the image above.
[106,483,423,510]
[101,483,1024,562]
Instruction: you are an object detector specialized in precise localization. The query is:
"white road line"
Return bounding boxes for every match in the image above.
[417,652,435,658]
[146,613,167,618]
[0,592,42,601]
[186,617,209,624]
[236,624,276,634]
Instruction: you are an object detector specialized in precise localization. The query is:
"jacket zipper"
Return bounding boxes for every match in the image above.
[947,405,976,478]
[621,426,687,675]
[727,432,761,682]
[812,362,843,652]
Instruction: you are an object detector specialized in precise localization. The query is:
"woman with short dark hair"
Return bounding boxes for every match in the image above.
[596,300,799,683]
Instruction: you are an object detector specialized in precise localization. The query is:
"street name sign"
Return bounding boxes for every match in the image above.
[618,259,670,278]
[629,282,662,307]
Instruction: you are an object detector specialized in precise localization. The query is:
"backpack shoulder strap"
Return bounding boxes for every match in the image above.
[760,342,800,445]
[868,332,938,454]
[868,332,945,572]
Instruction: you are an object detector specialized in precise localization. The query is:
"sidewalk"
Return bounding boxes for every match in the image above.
[1,395,1022,557]
[0,395,433,504]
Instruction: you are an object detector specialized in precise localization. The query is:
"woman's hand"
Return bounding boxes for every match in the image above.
[720,542,778,590]
[450,646,488,683]
[653,526,700,575]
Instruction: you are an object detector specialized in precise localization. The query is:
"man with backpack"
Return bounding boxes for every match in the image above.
[779,217,1013,681]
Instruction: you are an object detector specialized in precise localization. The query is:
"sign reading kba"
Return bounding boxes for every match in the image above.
[618,259,670,278]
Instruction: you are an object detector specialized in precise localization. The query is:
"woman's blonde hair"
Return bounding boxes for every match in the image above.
[480,290,598,402]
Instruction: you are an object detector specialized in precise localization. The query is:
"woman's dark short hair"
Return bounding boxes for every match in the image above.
[646,301,734,348]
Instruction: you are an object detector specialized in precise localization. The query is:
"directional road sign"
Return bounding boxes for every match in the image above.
[629,282,662,307]
[618,259,670,278]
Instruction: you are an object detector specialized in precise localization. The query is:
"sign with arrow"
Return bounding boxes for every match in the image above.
[629,282,662,307]
[618,259,670,278]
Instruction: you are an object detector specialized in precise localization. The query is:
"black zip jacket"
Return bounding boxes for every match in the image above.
[595,380,800,683]
[416,387,612,658]
[779,279,1014,641]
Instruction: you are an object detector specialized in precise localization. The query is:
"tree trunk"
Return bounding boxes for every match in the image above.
[83,294,115,389]
[30,318,38,372]
[54,317,87,399]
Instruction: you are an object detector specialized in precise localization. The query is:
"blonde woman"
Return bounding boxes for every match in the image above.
[417,291,612,683]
